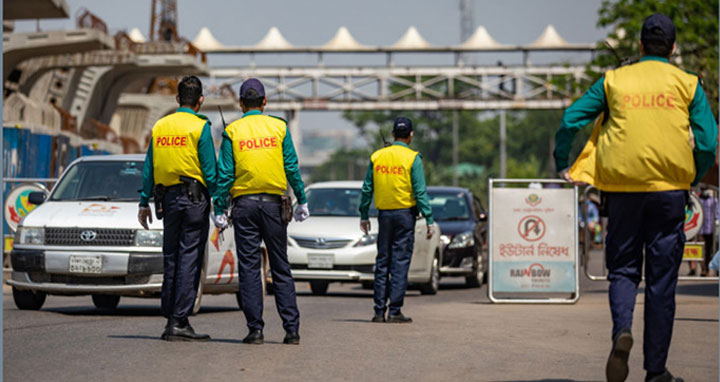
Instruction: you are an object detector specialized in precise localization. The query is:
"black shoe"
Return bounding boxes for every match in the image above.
[165,323,211,342]
[242,330,264,345]
[606,329,633,382]
[161,317,179,340]
[387,313,412,323]
[371,314,385,323]
[646,370,684,382]
[283,332,300,345]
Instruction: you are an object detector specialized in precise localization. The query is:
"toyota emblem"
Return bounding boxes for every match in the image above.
[80,230,97,242]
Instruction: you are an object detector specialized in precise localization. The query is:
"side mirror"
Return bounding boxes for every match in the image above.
[28,192,47,205]
[478,213,488,222]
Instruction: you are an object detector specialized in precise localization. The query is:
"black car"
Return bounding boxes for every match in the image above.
[427,186,488,287]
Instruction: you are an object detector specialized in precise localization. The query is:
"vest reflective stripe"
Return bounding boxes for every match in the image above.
[371,145,418,210]
[226,114,287,197]
[152,112,207,187]
[570,60,698,192]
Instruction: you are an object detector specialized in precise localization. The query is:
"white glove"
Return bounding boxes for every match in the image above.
[294,203,310,222]
[213,214,229,229]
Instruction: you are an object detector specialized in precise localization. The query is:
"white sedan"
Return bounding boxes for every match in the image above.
[287,181,442,295]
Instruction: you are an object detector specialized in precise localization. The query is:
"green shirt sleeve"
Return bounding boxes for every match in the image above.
[688,82,718,186]
[197,122,218,196]
[359,161,374,220]
[553,77,606,171]
[411,154,434,225]
[139,143,154,207]
[213,131,235,215]
[282,126,307,204]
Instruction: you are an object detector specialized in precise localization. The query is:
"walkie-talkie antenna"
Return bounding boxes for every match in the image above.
[379,129,390,147]
[217,105,227,128]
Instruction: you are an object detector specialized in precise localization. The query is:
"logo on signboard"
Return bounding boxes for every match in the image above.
[509,263,551,278]
[525,193,542,207]
[517,215,546,242]
[684,193,703,240]
[4,183,46,232]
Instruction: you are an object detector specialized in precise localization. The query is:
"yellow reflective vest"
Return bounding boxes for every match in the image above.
[371,144,419,209]
[570,60,699,192]
[152,111,207,187]
[225,114,287,197]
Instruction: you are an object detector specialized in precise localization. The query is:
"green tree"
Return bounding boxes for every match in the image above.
[592,0,719,115]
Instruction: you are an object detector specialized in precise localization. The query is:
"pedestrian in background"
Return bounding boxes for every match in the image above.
[359,117,434,324]
[138,75,218,341]
[699,188,718,277]
[214,78,309,345]
[554,14,717,382]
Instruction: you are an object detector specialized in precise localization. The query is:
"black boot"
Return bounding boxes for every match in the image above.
[606,329,633,382]
[164,319,211,342]
[387,313,412,323]
[283,331,300,345]
[646,370,684,382]
[242,330,264,345]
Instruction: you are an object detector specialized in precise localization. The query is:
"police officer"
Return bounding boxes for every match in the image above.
[359,117,434,324]
[214,78,309,345]
[554,14,717,382]
[138,75,218,341]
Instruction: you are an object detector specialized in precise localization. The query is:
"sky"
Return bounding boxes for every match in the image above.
[14,0,608,140]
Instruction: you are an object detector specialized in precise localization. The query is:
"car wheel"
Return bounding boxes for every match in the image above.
[419,255,440,295]
[92,294,120,310]
[361,281,374,290]
[309,281,329,296]
[12,287,46,310]
[465,256,483,288]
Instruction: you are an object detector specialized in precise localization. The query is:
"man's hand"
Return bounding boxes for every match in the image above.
[213,214,229,230]
[426,224,435,239]
[360,220,371,235]
[294,203,310,222]
[138,207,152,230]
[559,169,587,187]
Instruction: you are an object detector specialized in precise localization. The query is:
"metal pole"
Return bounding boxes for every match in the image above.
[499,110,507,178]
[452,110,459,186]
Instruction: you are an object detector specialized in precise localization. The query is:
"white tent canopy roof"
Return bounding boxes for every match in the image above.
[192,27,223,51]
[460,25,503,48]
[392,26,430,49]
[254,27,293,49]
[530,25,569,47]
[128,27,146,43]
[322,26,367,50]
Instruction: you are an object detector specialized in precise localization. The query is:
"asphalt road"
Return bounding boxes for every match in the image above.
[4,269,718,382]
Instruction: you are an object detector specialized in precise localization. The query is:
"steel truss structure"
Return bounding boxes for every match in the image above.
[206,65,594,111]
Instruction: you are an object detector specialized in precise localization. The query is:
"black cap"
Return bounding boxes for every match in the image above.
[239,78,265,99]
[392,117,413,137]
[641,13,676,46]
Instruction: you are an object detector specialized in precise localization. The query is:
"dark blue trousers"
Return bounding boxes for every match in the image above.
[160,187,209,320]
[232,197,299,333]
[374,208,415,316]
[605,191,687,373]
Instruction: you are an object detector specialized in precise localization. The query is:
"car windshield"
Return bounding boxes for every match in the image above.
[428,191,471,221]
[307,188,378,217]
[50,160,144,202]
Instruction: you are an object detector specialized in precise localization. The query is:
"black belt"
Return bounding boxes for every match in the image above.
[234,193,282,204]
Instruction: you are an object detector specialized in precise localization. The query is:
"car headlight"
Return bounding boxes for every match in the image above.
[448,231,475,249]
[135,230,163,247]
[15,227,44,245]
[354,234,378,247]
[440,234,451,246]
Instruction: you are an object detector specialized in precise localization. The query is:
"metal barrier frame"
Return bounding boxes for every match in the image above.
[581,185,719,282]
[488,178,580,304]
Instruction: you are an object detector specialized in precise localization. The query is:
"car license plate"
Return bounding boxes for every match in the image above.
[69,255,103,274]
[308,254,333,269]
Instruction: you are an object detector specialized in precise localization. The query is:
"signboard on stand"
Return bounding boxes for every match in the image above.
[488,179,579,303]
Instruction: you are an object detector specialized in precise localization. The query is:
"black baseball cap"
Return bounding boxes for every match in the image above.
[240,78,265,99]
[392,117,413,137]
[641,13,676,46]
